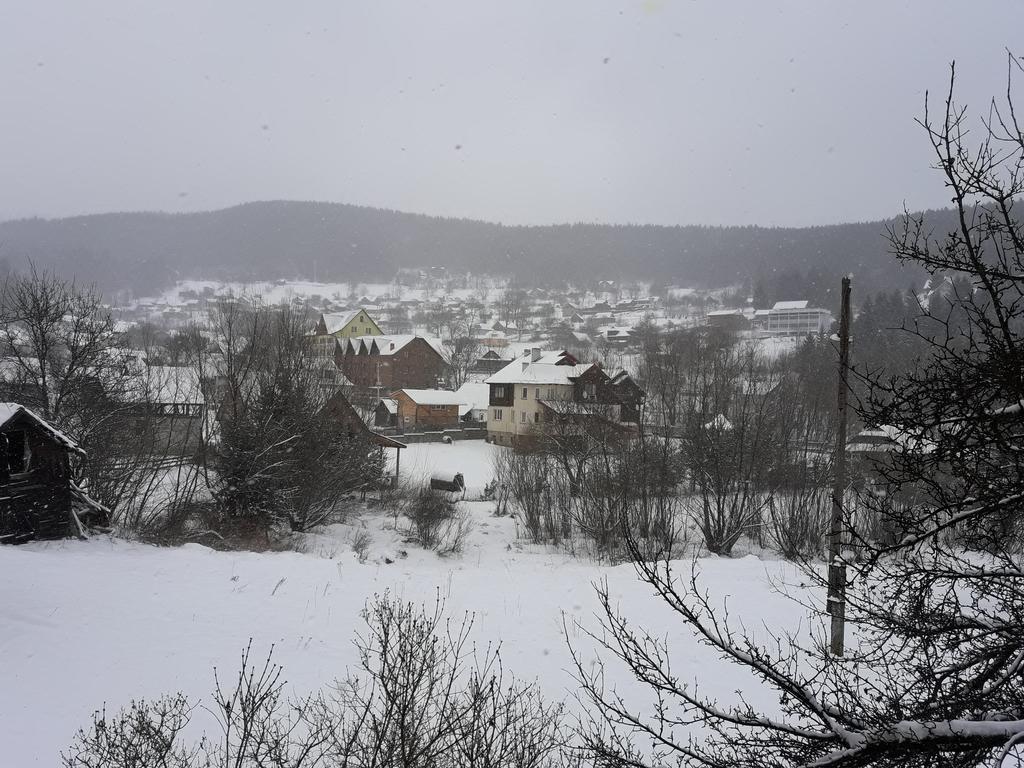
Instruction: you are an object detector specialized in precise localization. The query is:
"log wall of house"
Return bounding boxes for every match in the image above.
[0,419,74,544]
[394,393,459,429]
[339,339,447,393]
[127,405,205,457]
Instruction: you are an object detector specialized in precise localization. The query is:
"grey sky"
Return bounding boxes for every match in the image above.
[1,1,1020,227]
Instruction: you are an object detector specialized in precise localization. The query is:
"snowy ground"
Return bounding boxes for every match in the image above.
[1,443,819,765]
[391,439,503,496]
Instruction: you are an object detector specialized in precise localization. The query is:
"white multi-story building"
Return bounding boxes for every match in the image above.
[754,300,833,336]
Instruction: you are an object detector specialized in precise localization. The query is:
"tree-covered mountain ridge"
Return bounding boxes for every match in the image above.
[0,200,952,297]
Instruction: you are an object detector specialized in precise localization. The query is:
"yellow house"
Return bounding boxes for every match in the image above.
[313,309,382,358]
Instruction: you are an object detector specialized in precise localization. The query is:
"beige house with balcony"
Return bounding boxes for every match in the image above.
[485,349,612,446]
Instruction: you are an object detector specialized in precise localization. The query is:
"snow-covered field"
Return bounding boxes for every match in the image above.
[1,442,816,765]
[392,440,503,495]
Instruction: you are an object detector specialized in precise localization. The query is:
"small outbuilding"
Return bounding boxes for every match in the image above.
[374,397,399,428]
[392,389,463,430]
[0,403,109,544]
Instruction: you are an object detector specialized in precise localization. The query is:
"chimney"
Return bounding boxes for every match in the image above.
[531,348,541,362]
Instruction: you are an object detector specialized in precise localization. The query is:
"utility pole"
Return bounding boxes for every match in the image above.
[828,275,852,657]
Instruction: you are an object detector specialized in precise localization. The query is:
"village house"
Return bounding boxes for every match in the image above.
[119,365,207,457]
[484,349,642,446]
[321,390,407,482]
[312,308,383,358]
[373,397,398,429]
[391,388,463,430]
[706,308,751,332]
[335,335,448,401]
[455,380,490,423]
[469,349,509,376]
[0,403,108,544]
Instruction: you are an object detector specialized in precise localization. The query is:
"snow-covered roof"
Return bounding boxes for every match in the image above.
[347,335,445,358]
[847,425,934,454]
[455,381,490,411]
[395,388,464,406]
[322,309,369,334]
[610,370,635,386]
[485,350,594,385]
[847,429,895,454]
[378,397,398,414]
[126,366,204,405]
[0,402,83,454]
[771,300,810,311]
[707,308,746,317]
[704,414,733,431]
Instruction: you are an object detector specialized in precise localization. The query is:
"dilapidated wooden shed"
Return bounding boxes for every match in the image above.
[0,403,108,544]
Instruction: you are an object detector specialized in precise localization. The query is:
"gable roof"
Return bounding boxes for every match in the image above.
[345,334,445,359]
[122,366,205,405]
[0,403,83,455]
[455,381,490,411]
[321,309,376,335]
[394,388,464,406]
[485,349,595,385]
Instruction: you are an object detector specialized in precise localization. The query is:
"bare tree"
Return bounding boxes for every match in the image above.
[441,311,482,390]
[0,264,183,527]
[65,595,572,768]
[498,285,528,338]
[0,263,120,424]
[571,57,1024,768]
[682,343,780,555]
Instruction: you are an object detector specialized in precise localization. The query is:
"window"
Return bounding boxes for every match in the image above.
[493,408,502,421]
[430,404,446,411]
[535,387,540,399]
[522,387,527,399]
[533,411,540,424]
[520,411,526,423]
[493,385,506,399]
[4,430,31,474]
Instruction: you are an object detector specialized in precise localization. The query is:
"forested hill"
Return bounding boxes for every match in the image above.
[0,200,941,298]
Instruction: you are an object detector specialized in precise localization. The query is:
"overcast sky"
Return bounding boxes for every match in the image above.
[1,1,1021,227]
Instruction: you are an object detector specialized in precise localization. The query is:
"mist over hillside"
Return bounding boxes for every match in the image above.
[0,200,938,299]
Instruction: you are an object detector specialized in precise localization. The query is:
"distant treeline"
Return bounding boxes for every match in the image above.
[0,200,943,299]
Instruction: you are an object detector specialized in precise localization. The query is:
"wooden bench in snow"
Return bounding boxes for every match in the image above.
[430,472,465,496]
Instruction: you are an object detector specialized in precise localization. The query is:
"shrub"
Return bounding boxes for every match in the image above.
[64,596,572,768]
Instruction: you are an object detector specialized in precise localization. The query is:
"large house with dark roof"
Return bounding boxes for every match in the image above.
[335,335,448,402]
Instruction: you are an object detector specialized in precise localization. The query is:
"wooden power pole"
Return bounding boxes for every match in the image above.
[828,275,852,657]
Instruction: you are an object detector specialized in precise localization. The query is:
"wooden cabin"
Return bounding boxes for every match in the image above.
[0,403,108,544]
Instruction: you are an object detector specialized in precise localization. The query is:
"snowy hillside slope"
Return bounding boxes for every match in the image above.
[0,446,820,764]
